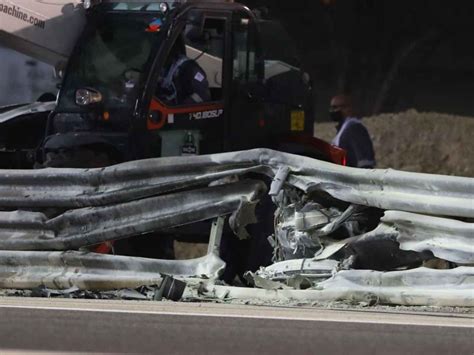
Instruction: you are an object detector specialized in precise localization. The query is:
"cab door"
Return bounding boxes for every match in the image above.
[225,10,267,151]
[141,8,231,157]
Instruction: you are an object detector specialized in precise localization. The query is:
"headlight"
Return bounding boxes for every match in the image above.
[82,0,101,10]
[160,2,169,13]
[75,88,103,106]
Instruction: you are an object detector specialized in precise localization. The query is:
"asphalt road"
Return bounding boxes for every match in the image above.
[0,297,472,354]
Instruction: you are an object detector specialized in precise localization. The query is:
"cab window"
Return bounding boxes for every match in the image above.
[232,16,259,84]
[258,20,301,81]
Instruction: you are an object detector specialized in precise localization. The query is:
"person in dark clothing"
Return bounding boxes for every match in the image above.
[329,94,376,168]
[159,40,211,106]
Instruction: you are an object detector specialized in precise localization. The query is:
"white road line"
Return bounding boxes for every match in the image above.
[0,304,472,328]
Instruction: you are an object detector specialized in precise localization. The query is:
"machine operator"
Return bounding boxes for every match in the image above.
[330,94,376,168]
[158,40,211,106]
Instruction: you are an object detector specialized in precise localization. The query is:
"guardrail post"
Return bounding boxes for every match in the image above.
[207,216,225,256]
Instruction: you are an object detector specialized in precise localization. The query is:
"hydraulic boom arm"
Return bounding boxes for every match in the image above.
[0,0,86,66]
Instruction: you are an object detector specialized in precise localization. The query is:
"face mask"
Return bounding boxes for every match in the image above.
[329,110,344,122]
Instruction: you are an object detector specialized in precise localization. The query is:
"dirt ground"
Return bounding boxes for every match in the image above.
[174,241,208,260]
[315,109,474,177]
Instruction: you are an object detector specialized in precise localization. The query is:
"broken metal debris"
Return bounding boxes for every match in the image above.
[154,275,187,301]
[17,276,187,301]
[257,259,339,284]
[0,149,472,307]
[193,267,474,307]
[269,166,291,196]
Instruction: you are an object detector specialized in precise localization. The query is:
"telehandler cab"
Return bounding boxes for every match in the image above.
[0,0,345,167]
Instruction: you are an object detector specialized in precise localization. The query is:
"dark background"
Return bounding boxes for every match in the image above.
[242,0,474,121]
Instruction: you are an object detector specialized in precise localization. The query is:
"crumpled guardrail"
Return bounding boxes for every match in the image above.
[361,211,474,264]
[0,180,264,250]
[0,156,265,208]
[0,149,472,217]
[0,149,473,307]
[0,250,224,290]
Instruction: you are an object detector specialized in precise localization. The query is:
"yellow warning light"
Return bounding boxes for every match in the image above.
[291,110,305,131]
